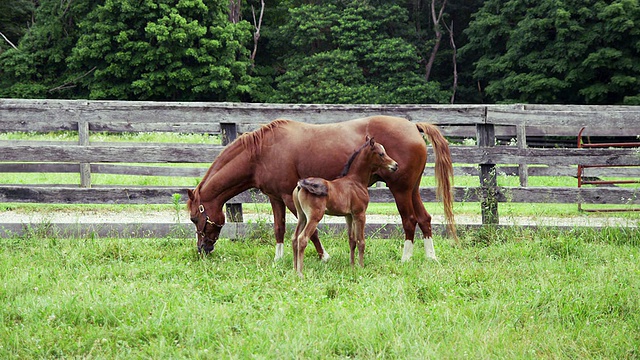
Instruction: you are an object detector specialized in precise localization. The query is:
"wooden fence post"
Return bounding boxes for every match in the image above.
[221,123,244,222]
[516,124,528,186]
[78,119,91,188]
[477,123,499,225]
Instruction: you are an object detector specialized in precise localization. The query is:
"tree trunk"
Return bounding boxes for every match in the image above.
[424,0,447,82]
[229,0,241,23]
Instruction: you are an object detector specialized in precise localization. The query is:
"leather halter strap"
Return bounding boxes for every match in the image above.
[195,203,223,243]
[198,204,223,228]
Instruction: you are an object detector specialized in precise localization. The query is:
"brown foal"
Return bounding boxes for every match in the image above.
[291,137,398,277]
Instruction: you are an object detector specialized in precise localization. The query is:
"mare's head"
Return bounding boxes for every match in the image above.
[187,188,225,254]
[342,136,398,176]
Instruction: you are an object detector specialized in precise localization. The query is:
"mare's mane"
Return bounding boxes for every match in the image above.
[238,119,291,157]
[196,119,291,192]
[338,140,370,178]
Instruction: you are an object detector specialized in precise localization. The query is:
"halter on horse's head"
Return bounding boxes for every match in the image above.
[187,188,225,253]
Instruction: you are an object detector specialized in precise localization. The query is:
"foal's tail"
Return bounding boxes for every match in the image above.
[416,123,458,242]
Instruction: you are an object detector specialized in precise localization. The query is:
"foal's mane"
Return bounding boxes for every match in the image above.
[339,140,370,177]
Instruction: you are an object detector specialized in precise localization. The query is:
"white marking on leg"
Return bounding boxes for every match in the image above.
[321,245,330,262]
[274,243,284,261]
[401,240,414,262]
[424,237,438,261]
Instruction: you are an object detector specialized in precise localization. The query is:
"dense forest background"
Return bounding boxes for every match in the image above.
[1,0,639,104]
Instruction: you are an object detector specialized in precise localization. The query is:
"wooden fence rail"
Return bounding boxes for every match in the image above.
[1,99,639,236]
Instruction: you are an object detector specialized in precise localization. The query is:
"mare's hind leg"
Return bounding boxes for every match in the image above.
[412,187,438,261]
[389,185,419,262]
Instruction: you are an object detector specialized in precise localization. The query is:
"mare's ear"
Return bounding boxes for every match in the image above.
[187,189,195,201]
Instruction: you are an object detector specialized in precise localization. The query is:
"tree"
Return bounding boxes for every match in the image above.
[462,0,640,104]
[268,0,449,104]
[68,0,256,100]
[0,0,35,52]
[0,0,93,98]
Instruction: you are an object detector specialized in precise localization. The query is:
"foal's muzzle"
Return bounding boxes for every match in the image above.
[388,162,399,172]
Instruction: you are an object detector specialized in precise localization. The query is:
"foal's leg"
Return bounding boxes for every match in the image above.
[283,194,330,262]
[292,193,307,273]
[352,213,366,267]
[412,187,437,261]
[297,214,322,277]
[345,215,356,266]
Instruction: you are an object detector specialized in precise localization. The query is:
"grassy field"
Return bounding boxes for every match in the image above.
[1,227,639,358]
[2,131,640,358]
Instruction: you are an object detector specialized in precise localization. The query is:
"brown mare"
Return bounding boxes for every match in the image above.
[187,115,456,262]
[292,137,398,276]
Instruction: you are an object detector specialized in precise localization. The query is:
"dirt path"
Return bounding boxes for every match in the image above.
[2,209,637,228]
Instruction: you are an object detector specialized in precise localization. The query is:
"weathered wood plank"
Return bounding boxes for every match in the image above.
[2,162,633,179]
[523,104,640,111]
[495,186,640,204]
[89,122,222,133]
[1,99,488,126]
[448,147,640,166]
[0,144,224,163]
[2,185,637,205]
[2,143,636,166]
[487,108,640,129]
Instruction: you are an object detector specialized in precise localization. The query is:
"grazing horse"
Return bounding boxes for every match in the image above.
[187,116,456,262]
[292,137,398,277]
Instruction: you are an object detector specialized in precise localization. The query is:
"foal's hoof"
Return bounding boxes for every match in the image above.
[320,252,330,262]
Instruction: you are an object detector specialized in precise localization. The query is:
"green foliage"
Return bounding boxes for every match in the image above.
[69,0,256,100]
[0,0,34,52]
[269,1,450,104]
[3,0,639,104]
[0,0,93,98]
[462,0,640,104]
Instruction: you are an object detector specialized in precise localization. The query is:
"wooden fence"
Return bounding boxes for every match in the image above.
[1,99,639,237]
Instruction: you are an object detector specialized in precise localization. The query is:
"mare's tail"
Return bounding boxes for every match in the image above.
[415,123,458,242]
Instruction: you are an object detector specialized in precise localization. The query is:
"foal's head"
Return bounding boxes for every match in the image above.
[341,136,398,177]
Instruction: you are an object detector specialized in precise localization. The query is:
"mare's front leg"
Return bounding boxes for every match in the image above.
[270,197,287,260]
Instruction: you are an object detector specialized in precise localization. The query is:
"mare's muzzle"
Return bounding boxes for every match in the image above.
[198,240,216,254]
[194,204,223,254]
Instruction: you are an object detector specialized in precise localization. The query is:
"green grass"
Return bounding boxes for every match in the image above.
[1,227,639,358]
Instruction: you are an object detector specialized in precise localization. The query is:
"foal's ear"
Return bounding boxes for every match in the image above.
[187,189,195,201]
[367,136,376,147]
